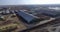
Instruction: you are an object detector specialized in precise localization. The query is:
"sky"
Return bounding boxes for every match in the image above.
[0,0,60,5]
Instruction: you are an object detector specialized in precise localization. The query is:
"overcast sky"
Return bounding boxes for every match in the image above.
[0,0,60,5]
